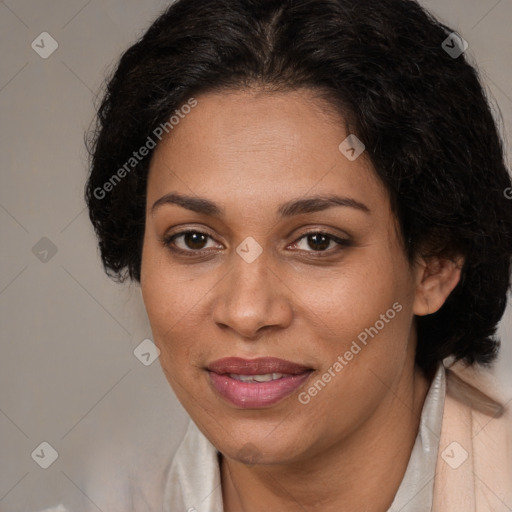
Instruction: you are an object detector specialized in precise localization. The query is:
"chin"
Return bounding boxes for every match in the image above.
[215,426,308,466]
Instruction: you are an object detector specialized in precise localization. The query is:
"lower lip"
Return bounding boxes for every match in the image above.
[208,371,313,408]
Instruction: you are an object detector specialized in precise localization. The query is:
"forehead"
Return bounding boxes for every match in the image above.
[147,88,389,217]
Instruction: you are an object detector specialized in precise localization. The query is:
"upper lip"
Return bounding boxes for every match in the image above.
[207,357,313,375]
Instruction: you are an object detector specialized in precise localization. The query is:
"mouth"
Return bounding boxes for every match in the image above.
[206,357,314,408]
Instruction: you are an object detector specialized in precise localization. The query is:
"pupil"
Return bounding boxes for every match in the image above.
[185,232,207,249]
[308,234,329,251]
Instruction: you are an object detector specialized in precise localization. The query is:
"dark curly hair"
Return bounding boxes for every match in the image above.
[85,0,512,374]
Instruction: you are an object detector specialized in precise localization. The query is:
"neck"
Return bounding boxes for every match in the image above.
[221,364,432,512]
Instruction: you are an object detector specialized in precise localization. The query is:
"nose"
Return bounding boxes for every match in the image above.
[211,251,293,340]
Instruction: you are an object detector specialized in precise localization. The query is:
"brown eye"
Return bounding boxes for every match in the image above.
[163,230,219,255]
[306,233,331,251]
[182,231,208,250]
[291,231,349,254]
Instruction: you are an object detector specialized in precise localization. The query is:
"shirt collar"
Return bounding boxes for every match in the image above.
[164,364,446,512]
[388,363,446,511]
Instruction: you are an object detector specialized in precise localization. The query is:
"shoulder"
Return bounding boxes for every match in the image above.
[432,361,512,511]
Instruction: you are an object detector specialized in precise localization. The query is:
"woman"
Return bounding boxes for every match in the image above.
[85,0,512,510]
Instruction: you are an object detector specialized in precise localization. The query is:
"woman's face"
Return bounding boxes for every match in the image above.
[141,88,423,464]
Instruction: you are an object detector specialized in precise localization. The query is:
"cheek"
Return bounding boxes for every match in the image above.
[142,281,200,363]
[294,256,414,395]
[296,255,406,339]
[140,241,200,361]
[140,266,209,410]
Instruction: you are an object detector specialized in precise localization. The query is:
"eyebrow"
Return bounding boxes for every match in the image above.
[151,192,370,217]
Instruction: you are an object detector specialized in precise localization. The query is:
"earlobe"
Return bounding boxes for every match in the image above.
[413,255,464,316]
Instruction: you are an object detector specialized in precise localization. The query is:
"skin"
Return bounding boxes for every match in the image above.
[140,88,462,512]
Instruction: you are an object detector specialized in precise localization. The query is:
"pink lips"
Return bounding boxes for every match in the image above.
[207,357,313,408]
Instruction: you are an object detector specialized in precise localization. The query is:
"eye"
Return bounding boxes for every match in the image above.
[162,229,350,257]
[289,231,350,254]
[162,230,221,255]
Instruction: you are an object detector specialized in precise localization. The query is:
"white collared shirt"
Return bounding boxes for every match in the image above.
[163,364,446,512]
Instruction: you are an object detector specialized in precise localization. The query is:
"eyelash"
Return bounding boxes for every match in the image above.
[161,229,351,258]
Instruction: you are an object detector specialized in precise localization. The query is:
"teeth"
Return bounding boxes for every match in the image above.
[229,373,285,382]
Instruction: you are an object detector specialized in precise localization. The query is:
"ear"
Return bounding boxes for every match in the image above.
[413,254,464,316]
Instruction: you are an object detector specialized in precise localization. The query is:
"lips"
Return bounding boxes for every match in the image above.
[207,357,313,408]
[208,356,312,375]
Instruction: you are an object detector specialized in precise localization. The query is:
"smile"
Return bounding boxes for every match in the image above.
[206,357,314,408]
[229,373,286,382]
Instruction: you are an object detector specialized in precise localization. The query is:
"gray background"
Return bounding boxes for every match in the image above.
[1,0,511,510]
